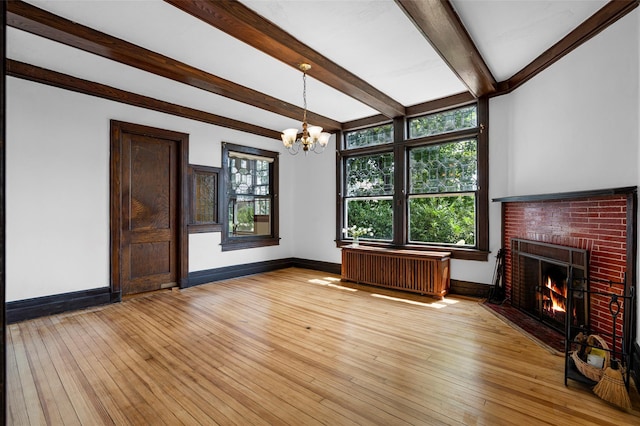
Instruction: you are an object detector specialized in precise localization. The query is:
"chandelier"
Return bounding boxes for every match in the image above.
[281,63,330,155]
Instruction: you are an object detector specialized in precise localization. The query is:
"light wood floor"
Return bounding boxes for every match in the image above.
[7,268,640,425]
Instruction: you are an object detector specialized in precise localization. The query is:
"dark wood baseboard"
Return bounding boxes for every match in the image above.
[6,287,111,323]
[187,258,295,287]
[450,279,491,298]
[291,258,341,275]
[188,258,342,287]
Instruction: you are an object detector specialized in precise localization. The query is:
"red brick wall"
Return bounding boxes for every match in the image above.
[503,195,629,344]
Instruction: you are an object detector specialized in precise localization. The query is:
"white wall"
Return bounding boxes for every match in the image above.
[503,12,639,195]
[6,78,296,302]
[7,10,639,302]
[493,10,639,345]
[288,141,341,264]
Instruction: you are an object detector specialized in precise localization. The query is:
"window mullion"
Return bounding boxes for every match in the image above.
[392,116,406,246]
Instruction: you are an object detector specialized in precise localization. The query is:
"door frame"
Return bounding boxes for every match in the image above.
[110,120,189,301]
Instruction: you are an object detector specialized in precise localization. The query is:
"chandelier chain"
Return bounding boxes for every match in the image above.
[302,71,307,124]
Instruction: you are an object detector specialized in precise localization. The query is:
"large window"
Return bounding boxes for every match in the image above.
[221,143,279,251]
[339,100,488,260]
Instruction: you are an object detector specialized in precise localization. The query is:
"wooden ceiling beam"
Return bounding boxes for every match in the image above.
[7,60,282,140]
[164,0,406,119]
[395,0,496,98]
[498,0,639,94]
[6,0,341,132]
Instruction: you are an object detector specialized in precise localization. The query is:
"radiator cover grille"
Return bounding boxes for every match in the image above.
[341,246,450,298]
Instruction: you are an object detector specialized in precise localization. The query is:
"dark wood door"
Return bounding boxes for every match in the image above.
[111,121,188,297]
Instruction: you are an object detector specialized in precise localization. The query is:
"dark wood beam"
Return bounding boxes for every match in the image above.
[395,0,497,98]
[405,92,476,117]
[6,0,340,132]
[164,0,406,119]
[343,92,475,131]
[497,0,639,94]
[7,60,282,140]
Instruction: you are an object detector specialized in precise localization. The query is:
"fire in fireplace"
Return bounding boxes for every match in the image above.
[511,239,589,335]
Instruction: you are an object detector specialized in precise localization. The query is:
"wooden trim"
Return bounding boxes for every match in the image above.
[164,0,405,119]
[188,164,221,231]
[188,258,345,288]
[6,0,339,132]
[7,60,281,140]
[1,0,6,417]
[110,121,190,295]
[221,142,280,252]
[291,258,342,275]
[450,279,491,298]
[6,287,112,323]
[343,92,476,133]
[395,0,496,97]
[342,115,392,133]
[476,97,489,253]
[496,0,639,95]
[405,92,476,117]
[493,186,638,203]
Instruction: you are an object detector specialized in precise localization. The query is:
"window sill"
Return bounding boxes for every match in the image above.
[221,237,280,252]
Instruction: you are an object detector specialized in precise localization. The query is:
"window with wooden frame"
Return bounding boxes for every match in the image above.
[188,165,221,233]
[338,98,488,261]
[221,143,279,251]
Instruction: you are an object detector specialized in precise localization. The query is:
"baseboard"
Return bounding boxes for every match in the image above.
[7,287,112,323]
[450,279,491,298]
[5,258,342,322]
[187,257,342,287]
[291,258,341,275]
[187,258,295,287]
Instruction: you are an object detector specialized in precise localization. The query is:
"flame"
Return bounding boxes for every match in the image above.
[545,276,566,312]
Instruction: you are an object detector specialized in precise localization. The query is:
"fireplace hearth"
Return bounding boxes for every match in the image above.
[511,239,589,336]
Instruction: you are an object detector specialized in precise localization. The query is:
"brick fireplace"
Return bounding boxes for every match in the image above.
[495,187,637,347]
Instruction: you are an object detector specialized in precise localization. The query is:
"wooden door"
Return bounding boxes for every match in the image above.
[111,121,188,297]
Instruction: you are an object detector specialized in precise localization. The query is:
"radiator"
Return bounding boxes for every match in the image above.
[341,246,450,298]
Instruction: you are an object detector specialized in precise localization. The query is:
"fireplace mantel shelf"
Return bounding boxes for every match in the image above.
[492,186,636,203]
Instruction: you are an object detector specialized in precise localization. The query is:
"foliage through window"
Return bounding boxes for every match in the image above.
[345,123,393,149]
[409,105,477,139]
[221,143,279,251]
[339,102,487,257]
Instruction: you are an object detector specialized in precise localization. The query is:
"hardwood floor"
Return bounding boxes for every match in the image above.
[7,268,640,425]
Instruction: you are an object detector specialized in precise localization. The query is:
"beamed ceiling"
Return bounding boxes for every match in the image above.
[6,0,639,141]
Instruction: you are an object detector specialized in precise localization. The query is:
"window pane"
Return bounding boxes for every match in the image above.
[229,157,270,196]
[345,124,393,149]
[409,194,476,245]
[227,152,272,238]
[194,172,216,223]
[346,153,394,197]
[409,139,477,193]
[228,195,271,237]
[409,105,477,139]
[346,198,393,241]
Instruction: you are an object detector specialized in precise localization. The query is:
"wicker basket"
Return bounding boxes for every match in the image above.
[570,334,610,382]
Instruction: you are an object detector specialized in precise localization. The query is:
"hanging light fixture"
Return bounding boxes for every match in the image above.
[281,63,331,155]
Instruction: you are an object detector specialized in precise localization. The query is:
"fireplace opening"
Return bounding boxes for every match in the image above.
[511,239,589,336]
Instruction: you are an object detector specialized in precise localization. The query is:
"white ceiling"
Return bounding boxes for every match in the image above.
[7,0,610,136]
